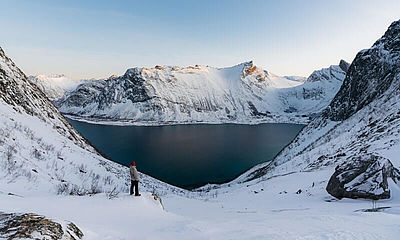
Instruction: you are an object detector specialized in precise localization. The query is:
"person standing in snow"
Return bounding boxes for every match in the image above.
[130,161,140,196]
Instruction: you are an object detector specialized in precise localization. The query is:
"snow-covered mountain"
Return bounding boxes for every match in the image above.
[54,61,348,125]
[2,20,400,240]
[234,20,400,200]
[28,74,83,101]
[0,47,183,196]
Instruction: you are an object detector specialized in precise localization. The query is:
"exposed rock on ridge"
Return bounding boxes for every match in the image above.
[327,20,400,121]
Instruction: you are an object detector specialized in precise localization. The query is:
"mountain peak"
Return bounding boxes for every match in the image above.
[305,62,347,83]
[242,60,254,67]
[123,67,142,79]
[239,61,267,81]
[327,19,400,121]
[376,19,400,44]
[236,60,254,70]
[339,59,350,72]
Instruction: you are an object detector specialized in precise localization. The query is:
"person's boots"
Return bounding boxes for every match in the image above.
[130,184,133,195]
[134,181,140,196]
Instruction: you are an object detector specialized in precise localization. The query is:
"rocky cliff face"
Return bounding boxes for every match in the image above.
[327,20,400,121]
[53,61,347,125]
[235,20,400,200]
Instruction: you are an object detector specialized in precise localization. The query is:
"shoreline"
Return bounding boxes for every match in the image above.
[64,114,310,127]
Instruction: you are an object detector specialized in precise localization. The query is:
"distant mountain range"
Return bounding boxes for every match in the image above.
[28,74,95,101]
[31,60,349,125]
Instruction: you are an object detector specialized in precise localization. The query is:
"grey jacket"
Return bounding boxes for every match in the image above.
[130,166,139,181]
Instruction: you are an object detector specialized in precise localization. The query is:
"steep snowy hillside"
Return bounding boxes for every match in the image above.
[235,20,400,200]
[0,47,183,196]
[55,61,347,125]
[28,74,83,101]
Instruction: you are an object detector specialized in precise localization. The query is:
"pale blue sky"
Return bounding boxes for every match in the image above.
[1,0,400,79]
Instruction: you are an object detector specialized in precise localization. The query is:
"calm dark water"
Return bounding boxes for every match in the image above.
[67,119,304,189]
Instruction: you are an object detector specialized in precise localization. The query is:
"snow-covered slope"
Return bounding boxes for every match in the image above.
[55,61,347,125]
[2,21,400,239]
[0,47,183,196]
[235,20,400,200]
[28,74,83,101]
[3,170,400,240]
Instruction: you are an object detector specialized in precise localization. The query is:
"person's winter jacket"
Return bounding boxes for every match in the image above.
[130,165,139,181]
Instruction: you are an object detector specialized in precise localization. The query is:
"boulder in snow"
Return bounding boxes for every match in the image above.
[326,154,400,200]
[0,212,83,240]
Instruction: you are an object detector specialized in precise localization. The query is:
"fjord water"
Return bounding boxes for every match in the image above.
[67,119,304,189]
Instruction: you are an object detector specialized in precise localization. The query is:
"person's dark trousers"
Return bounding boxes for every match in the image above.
[130,180,139,196]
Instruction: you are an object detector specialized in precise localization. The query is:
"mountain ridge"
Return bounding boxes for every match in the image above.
[232,19,400,200]
[49,60,347,125]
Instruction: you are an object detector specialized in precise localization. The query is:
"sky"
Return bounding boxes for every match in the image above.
[1,0,400,80]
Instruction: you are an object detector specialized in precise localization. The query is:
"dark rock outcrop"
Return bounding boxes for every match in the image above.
[338,59,350,73]
[0,212,83,240]
[326,155,400,200]
[56,68,152,112]
[327,20,400,121]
